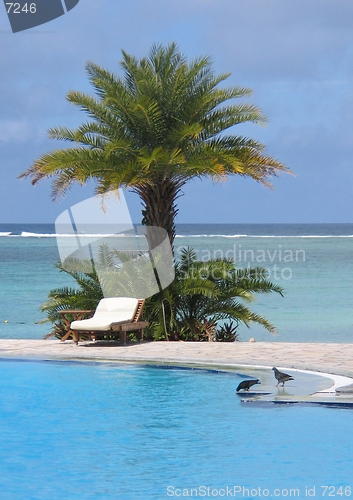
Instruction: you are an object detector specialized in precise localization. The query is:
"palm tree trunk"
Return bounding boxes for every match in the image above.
[134,178,181,251]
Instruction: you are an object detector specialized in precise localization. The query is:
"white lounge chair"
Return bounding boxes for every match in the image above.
[70,297,148,344]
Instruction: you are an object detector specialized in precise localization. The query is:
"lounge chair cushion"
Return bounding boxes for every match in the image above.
[71,297,139,331]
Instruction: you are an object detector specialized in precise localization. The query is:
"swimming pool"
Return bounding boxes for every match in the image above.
[0,360,352,499]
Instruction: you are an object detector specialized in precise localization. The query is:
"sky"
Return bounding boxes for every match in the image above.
[1,0,353,224]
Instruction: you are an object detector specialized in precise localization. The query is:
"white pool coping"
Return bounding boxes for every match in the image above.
[231,363,353,394]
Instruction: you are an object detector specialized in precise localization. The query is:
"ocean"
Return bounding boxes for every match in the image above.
[0,223,352,343]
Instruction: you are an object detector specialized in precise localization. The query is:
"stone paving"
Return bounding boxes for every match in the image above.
[0,339,352,378]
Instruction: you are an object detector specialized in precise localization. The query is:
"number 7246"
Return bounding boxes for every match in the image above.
[6,3,37,14]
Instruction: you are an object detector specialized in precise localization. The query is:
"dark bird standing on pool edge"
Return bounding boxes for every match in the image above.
[236,379,260,392]
[272,367,294,387]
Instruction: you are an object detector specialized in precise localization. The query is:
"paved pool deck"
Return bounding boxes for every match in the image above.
[0,339,352,376]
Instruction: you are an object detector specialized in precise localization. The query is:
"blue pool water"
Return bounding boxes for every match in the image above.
[0,360,352,500]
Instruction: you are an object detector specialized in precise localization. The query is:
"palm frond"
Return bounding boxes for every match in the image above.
[19,42,291,252]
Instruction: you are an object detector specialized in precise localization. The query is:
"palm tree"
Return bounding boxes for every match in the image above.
[42,247,284,341]
[145,247,284,340]
[20,43,290,249]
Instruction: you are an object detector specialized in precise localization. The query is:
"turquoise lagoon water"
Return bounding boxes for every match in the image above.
[0,360,352,500]
[1,223,353,342]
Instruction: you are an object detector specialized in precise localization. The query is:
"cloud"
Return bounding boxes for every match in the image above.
[201,0,353,82]
[1,0,353,222]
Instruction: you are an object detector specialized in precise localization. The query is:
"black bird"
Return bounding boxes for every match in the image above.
[236,379,260,392]
[272,367,294,387]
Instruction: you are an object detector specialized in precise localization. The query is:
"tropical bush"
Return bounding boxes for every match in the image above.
[42,247,284,342]
[144,247,283,341]
[215,321,240,342]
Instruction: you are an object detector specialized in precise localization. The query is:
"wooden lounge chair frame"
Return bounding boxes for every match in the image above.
[58,309,95,342]
[60,299,148,345]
